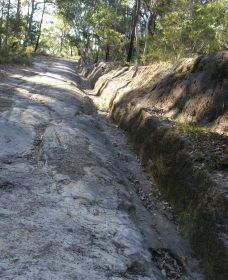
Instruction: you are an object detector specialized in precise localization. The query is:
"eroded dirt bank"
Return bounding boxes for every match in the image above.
[85,52,228,280]
[87,51,227,135]
[0,57,205,279]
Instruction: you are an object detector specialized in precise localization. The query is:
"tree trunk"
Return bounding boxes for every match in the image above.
[143,13,151,58]
[135,24,139,62]
[34,1,46,52]
[94,46,100,63]
[60,31,64,53]
[105,44,110,61]
[28,0,35,45]
[15,0,21,38]
[0,0,5,50]
[4,0,11,49]
[85,27,91,61]
[127,0,141,63]
[26,0,30,29]
[94,36,100,63]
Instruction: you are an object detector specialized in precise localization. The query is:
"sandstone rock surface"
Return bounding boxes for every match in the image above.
[0,57,204,279]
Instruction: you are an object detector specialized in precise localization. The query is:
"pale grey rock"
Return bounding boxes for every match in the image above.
[0,120,35,157]
[0,57,204,280]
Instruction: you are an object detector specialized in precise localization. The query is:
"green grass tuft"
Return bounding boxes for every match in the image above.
[175,121,208,134]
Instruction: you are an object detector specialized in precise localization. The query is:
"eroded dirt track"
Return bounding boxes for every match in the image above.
[0,57,203,280]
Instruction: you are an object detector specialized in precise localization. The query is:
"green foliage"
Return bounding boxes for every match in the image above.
[207,155,220,169]
[56,0,131,62]
[38,17,78,57]
[55,0,227,64]
[146,0,227,62]
[0,0,226,64]
[0,0,43,64]
[175,121,208,134]
[0,47,32,64]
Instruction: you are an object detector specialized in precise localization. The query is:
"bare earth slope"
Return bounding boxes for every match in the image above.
[91,51,227,135]
[87,52,227,280]
[0,57,204,279]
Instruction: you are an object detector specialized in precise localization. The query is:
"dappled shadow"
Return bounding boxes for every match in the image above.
[0,84,18,112]
[33,55,91,90]
[111,51,228,128]
[0,56,112,152]
[166,53,228,123]
[1,56,90,103]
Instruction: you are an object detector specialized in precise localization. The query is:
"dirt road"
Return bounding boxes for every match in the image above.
[0,57,203,280]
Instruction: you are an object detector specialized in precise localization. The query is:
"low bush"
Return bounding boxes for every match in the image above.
[0,47,32,65]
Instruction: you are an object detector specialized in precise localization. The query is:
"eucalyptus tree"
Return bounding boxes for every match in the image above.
[127,0,141,62]
[56,0,132,62]
[0,0,227,63]
[34,0,46,52]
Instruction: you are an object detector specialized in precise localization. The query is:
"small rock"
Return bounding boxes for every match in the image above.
[92,209,100,216]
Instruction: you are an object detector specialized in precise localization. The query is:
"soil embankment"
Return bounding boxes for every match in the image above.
[86,52,228,280]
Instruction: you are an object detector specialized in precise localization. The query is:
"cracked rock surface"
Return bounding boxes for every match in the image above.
[0,57,204,280]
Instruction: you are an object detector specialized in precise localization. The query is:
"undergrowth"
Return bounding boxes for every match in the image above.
[0,47,32,65]
[175,121,208,134]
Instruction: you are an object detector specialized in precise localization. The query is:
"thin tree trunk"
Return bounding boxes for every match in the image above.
[15,0,21,38]
[28,0,35,45]
[94,36,100,63]
[34,1,46,52]
[127,0,141,62]
[143,13,151,58]
[4,0,10,49]
[135,24,139,62]
[85,27,91,61]
[0,0,5,50]
[95,46,100,63]
[105,44,110,61]
[23,0,30,46]
[26,0,29,24]
[60,31,64,53]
